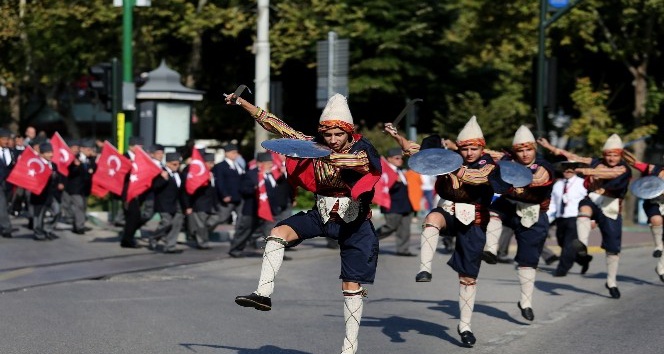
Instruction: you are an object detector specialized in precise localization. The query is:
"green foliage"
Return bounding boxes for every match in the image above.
[566,77,657,154]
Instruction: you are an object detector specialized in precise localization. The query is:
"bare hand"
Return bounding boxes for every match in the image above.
[223,196,231,203]
[185,208,193,215]
[536,137,553,150]
[161,171,169,179]
[224,93,242,106]
[443,139,457,151]
[383,123,399,137]
[57,183,64,191]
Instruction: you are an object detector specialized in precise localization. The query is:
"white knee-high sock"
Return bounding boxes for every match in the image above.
[606,254,619,288]
[341,289,365,354]
[485,217,503,255]
[419,226,440,273]
[255,237,286,297]
[518,267,536,308]
[459,280,477,333]
[576,217,591,247]
[651,225,663,251]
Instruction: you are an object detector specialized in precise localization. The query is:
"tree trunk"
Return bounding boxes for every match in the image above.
[8,88,21,133]
[185,0,207,88]
[623,61,648,226]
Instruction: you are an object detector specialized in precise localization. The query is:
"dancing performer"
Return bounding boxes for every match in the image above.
[539,134,631,299]
[226,93,381,354]
[483,126,555,321]
[621,149,664,281]
[385,116,506,347]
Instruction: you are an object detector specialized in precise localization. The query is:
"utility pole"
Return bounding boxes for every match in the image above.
[536,0,584,138]
[121,0,135,153]
[254,0,270,153]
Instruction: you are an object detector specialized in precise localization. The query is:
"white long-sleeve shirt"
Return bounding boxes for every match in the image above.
[548,175,587,221]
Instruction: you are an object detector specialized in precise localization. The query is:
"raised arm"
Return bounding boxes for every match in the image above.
[622,149,653,174]
[383,123,420,156]
[537,137,592,165]
[225,93,312,141]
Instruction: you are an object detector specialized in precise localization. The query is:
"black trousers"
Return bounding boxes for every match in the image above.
[555,217,578,274]
[122,198,142,245]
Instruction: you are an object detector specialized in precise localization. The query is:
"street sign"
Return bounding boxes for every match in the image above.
[316,32,349,108]
[548,0,569,9]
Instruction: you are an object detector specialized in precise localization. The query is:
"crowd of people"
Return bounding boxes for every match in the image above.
[2,95,661,353]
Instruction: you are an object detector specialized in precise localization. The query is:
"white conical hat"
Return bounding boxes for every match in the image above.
[319,93,353,124]
[456,116,484,143]
[602,134,623,151]
[512,125,536,146]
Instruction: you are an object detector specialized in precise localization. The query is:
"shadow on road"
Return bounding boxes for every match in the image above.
[535,280,603,297]
[361,314,464,347]
[180,343,312,353]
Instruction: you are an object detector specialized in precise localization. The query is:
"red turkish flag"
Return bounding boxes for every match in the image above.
[91,141,132,197]
[372,157,398,209]
[125,146,162,202]
[6,146,52,195]
[50,132,75,177]
[257,169,274,222]
[185,148,209,194]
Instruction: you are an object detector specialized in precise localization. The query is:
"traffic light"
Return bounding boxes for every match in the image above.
[88,62,113,111]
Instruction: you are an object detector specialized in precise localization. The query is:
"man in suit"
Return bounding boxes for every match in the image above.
[0,129,16,238]
[63,139,96,234]
[183,152,219,249]
[213,143,244,225]
[149,152,185,254]
[31,142,65,241]
[120,136,144,248]
[229,152,290,258]
[377,148,416,256]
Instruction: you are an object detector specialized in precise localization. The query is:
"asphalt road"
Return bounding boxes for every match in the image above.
[1,229,663,354]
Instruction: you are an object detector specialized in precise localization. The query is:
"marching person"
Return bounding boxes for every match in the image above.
[149,152,185,254]
[547,162,590,276]
[0,129,16,238]
[376,147,416,256]
[482,126,555,322]
[31,143,65,241]
[63,139,96,234]
[538,134,631,299]
[386,116,506,347]
[213,143,244,225]
[621,149,664,281]
[227,92,381,354]
[228,152,289,258]
[183,152,219,250]
[120,136,145,248]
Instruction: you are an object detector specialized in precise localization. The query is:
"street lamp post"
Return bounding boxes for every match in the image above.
[535,0,584,138]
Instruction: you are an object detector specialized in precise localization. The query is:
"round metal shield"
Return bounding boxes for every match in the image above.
[407,148,463,176]
[261,138,332,158]
[630,176,664,200]
[498,160,533,188]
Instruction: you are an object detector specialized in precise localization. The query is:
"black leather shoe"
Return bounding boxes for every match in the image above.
[163,249,183,254]
[228,251,245,258]
[415,271,432,282]
[605,283,621,299]
[396,251,417,257]
[33,235,47,241]
[46,232,59,240]
[482,251,497,264]
[552,269,567,277]
[654,250,662,258]
[148,238,158,250]
[545,255,560,265]
[580,255,593,275]
[497,255,514,264]
[659,274,664,283]
[518,302,534,321]
[2,233,12,238]
[457,326,476,347]
[72,229,85,235]
[120,242,141,249]
[235,293,272,311]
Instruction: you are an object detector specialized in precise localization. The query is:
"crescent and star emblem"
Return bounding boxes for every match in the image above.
[26,158,46,177]
[59,148,70,163]
[188,160,206,179]
[106,155,122,176]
